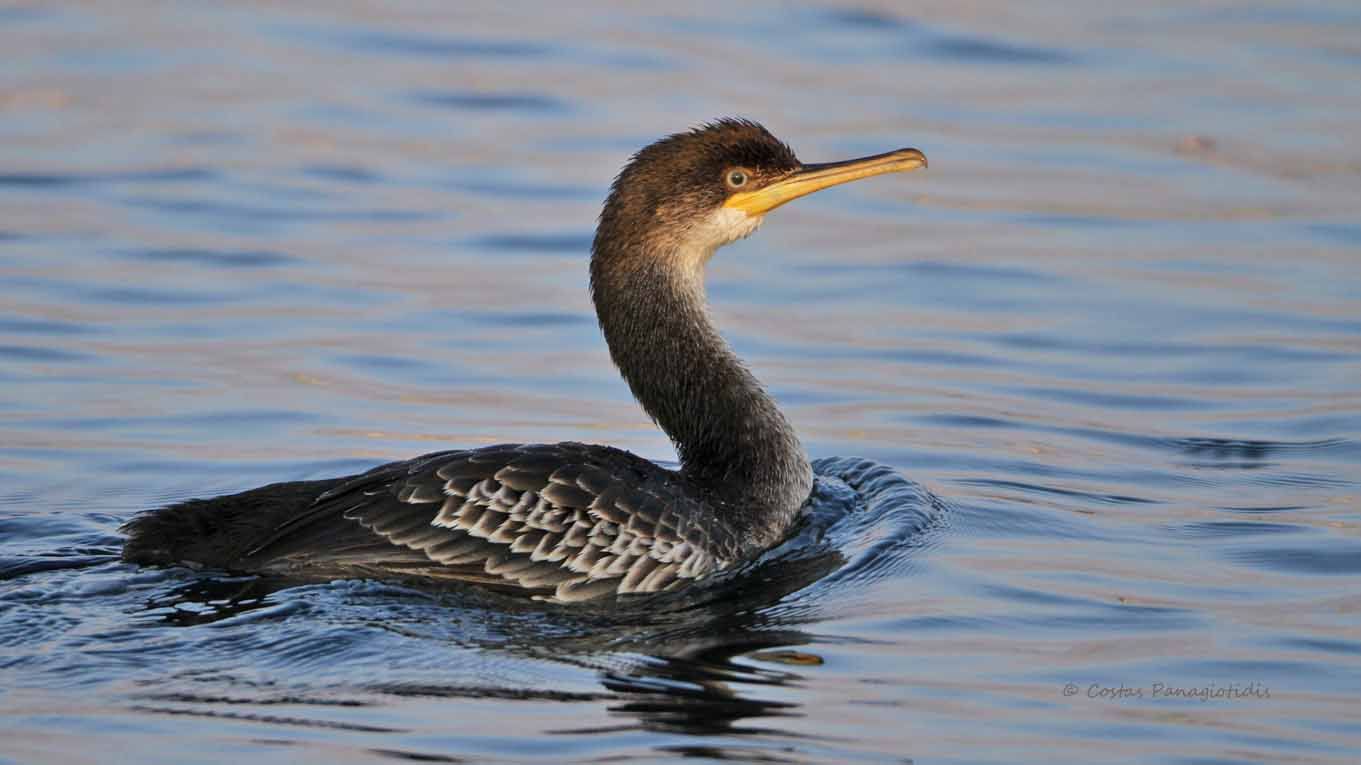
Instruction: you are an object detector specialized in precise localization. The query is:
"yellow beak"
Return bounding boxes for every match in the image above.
[723,147,927,216]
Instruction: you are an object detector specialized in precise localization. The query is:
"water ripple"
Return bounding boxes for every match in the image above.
[411,90,571,114]
[0,317,94,335]
[958,478,1156,506]
[0,344,92,363]
[124,196,435,226]
[0,168,215,188]
[118,248,297,268]
[923,35,1076,66]
[344,31,554,59]
[1229,542,1361,575]
[467,232,593,254]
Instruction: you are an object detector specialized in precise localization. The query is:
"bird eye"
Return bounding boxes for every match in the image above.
[726,169,748,188]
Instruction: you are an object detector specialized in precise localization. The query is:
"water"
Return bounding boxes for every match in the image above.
[2,2,1359,763]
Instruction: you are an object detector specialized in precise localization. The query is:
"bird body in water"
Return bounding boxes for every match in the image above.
[122,119,927,601]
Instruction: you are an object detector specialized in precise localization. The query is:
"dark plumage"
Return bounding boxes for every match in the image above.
[596,119,799,238]
[122,119,927,601]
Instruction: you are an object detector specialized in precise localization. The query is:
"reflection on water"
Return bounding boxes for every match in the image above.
[3,1,1360,763]
[108,459,936,755]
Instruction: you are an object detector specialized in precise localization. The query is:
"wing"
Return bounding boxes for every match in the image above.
[240,443,739,602]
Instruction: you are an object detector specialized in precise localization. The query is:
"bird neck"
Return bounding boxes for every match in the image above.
[590,239,813,541]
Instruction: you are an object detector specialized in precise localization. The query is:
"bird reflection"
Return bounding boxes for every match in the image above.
[594,633,817,738]
[126,459,939,755]
[135,535,842,740]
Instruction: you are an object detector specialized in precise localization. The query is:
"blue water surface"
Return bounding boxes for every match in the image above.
[2,2,1359,763]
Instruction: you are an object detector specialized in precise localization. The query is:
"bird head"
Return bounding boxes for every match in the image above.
[593,118,926,276]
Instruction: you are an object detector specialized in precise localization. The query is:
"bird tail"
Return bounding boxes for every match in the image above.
[121,478,343,570]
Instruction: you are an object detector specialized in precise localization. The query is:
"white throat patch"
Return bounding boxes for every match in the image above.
[671,208,765,281]
[705,206,764,245]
